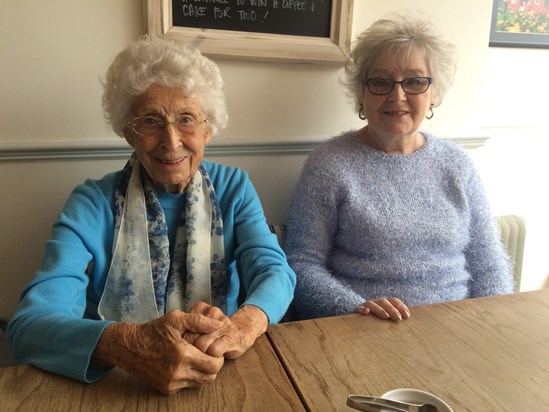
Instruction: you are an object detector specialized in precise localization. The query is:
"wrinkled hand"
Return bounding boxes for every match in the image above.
[180,302,230,347]
[356,298,410,321]
[91,310,225,395]
[190,302,268,359]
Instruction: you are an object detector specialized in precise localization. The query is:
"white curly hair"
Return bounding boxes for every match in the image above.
[101,35,228,138]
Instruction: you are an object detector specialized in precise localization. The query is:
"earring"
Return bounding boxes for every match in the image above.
[359,104,366,120]
[426,105,434,120]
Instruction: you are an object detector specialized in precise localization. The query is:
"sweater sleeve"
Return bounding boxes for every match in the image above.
[285,151,364,320]
[6,179,115,383]
[228,170,296,324]
[463,168,514,296]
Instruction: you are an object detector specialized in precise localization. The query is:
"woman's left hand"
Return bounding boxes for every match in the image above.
[188,302,269,359]
[356,298,410,321]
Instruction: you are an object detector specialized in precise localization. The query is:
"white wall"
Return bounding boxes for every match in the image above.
[1,0,547,317]
[477,47,549,292]
[0,0,492,146]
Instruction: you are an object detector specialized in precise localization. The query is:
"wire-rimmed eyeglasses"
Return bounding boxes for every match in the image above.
[363,77,432,95]
[128,115,208,137]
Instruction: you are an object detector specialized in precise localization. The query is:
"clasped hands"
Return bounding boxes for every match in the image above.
[92,302,268,395]
[355,297,411,321]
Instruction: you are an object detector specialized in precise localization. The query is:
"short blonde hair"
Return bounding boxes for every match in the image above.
[102,35,228,137]
[342,12,457,113]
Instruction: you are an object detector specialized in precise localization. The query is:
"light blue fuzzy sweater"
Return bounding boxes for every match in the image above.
[285,131,513,320]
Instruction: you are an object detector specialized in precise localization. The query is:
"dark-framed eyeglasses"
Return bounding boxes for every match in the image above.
[363,77,432,95]
[128,114,208,137]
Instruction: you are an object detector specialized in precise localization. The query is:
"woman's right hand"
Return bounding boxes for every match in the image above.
[355,298,411,321]
[91,310,225,395]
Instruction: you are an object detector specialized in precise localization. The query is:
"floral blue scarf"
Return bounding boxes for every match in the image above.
[98,153,227,322]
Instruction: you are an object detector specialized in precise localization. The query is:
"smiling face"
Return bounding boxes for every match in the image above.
[124,84,212,194]
[361,49,434,143]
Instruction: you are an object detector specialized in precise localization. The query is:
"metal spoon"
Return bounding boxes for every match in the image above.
[347,395,439,412]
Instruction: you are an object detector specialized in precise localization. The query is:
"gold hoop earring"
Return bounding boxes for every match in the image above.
[426,105,434,120]
[359,105,366,120]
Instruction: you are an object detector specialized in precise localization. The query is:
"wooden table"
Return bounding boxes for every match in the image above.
[268,289,549,412]
[3,291,548,411]
[0,334,304,412]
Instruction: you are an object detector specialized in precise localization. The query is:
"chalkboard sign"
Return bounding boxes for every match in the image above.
[171,0,332,38]
[144,0,354,64]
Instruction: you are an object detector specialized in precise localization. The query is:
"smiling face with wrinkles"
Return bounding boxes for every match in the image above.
[361,49,434,145]
[124,84,212,194]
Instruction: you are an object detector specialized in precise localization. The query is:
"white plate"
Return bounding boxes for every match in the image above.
[382,388,453,412]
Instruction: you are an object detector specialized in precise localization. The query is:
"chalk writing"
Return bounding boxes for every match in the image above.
[173,0,332,37]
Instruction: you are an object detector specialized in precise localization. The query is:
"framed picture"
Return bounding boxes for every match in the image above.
[489,0,549,48]
[143,0,354,64]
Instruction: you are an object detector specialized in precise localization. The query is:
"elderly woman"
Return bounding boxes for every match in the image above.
[285,14,512,321]
[7,36,295,394]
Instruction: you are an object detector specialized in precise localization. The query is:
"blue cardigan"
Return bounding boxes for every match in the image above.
[7,160,295,382]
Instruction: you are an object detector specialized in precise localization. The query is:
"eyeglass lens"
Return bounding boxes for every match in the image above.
[130,115,206,136]
[365,77,431,95]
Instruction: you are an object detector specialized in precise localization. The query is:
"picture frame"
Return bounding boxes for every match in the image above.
[143,0,354,64]
[489,0,549,49]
